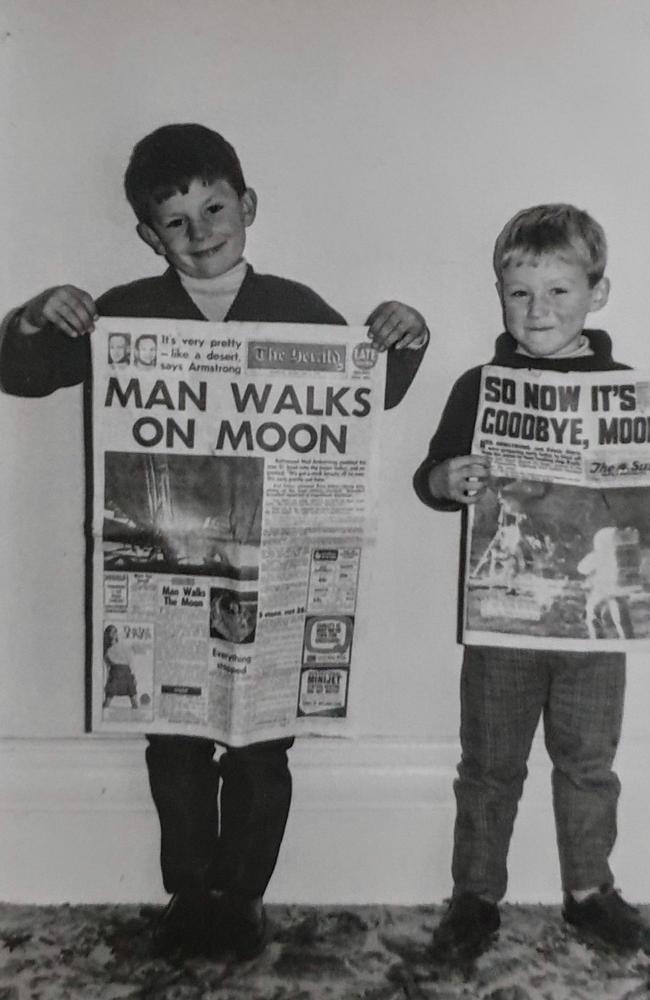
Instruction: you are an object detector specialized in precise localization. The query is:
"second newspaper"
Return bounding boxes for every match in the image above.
[465,364,650,651]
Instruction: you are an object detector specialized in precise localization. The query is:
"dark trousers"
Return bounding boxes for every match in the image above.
[452,646,625,902]
[145,734,293,899]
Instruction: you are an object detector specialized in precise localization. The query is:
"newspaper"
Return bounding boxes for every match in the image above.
[464,364,650,651]
[89,318,385,744]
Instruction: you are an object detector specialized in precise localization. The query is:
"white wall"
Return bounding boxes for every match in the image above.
[1,0,649,903]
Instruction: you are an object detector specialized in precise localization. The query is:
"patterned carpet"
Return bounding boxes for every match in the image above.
[1,902,649,1000]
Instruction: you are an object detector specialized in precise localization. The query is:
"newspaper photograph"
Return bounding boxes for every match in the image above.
[89,318,385,744]
[464,365,650,650]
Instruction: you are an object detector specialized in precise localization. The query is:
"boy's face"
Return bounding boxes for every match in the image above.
[498,251,609,357]
[138,178,257,280]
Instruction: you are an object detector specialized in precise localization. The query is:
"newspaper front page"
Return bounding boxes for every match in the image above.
[89,318,385,744]
[465,365,650,651]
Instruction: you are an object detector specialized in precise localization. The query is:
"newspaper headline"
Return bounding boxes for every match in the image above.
[89,318,385,744]
[465,365,650,650]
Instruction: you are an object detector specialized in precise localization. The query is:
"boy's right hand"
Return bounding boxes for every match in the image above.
[428,454,490,505]
[18,285,98,338]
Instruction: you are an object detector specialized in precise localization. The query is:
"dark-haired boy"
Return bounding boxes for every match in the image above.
[413,204,649,962]
[1,122,428,960]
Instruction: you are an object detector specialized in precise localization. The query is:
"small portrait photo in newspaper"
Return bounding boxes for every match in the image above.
[209,588,258,645]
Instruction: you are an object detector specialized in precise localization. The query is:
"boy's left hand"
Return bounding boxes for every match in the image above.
[365,301,429,352]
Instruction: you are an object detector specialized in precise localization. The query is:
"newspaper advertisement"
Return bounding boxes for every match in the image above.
[464,365,650,651]
[89,318,385,744]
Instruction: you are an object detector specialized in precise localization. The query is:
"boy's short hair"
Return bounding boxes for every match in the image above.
[124,123,247,224]
[493,203,607,287]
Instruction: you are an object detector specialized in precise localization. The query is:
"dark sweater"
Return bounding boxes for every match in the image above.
[0,265,425,410]
[413,329,628,512]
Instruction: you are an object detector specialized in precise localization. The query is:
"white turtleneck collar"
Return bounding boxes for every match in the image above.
[178,258,248,321]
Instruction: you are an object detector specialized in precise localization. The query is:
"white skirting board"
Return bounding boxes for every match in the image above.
[0,736,647,905]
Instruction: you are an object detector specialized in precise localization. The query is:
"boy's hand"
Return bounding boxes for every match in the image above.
[429,454,490,505]
[365,301,429,352]
[19,285,98,338]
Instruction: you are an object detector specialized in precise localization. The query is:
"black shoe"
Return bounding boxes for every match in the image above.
[152,890,226,958]
[224,898,269,961]
[431,893,500,963]
[563,886,649,952]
